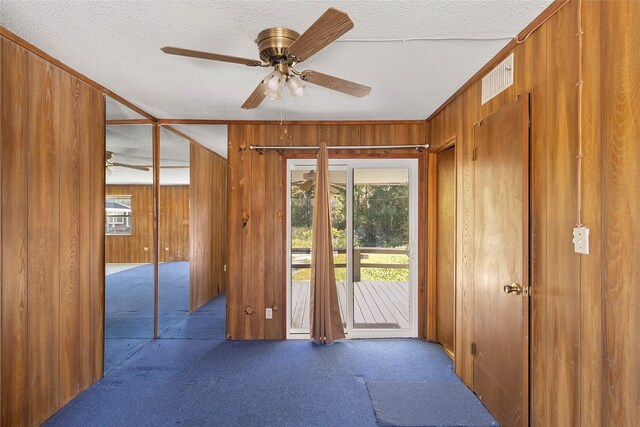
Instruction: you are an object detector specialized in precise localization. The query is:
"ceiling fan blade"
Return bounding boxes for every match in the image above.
[287,8,354,61]
[111,162,150,172]
[161,46,263,67]
[301,71,371,97]
[242,80,267,109]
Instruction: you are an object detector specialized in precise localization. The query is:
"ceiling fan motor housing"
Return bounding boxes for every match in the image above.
[255,27,300,64]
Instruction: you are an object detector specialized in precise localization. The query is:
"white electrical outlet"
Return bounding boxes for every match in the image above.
[573,226,590,254]
[265,308,273,319]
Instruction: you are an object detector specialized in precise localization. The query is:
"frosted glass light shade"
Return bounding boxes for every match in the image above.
[287,76,305,97]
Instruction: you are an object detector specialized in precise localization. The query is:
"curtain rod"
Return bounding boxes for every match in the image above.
[249,144,429,151]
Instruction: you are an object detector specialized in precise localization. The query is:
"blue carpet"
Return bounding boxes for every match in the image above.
[47,293,496,427]
[367,381,497,426]
[105,262,190,372]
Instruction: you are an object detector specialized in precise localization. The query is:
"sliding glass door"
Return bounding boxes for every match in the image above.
[286,159,418,339]
[289,166,347,333]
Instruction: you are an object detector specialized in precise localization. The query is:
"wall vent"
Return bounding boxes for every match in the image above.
[481,53,514,105]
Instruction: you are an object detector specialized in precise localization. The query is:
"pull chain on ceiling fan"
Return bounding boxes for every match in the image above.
[161,8,371,109]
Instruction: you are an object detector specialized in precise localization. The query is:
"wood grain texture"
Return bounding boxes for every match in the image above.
[226,125,243,338]
[189,143,227,312]
[57,70,81,404]
[159,186,190,262]
[1,38,29,426]
[241,80,267,110]
[105,185,154,263]
[602,1,640,425]
[1,37,105,426]
[426,1,640,425]
[577,2,602,425]
[303,71,371,97]
[26,45,61,425]
[472,98,529,427]
[88,79,105,385]
[161,47,262,67]
[435,147,455,355]
[541,4,582,425]
[226,123,426,339]
[287,7,353,61]
[426,154,437,341]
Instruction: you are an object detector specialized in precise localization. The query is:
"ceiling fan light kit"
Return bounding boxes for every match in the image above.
[161,8,371,109]
[287,75,305,97]
[264,70,284,99]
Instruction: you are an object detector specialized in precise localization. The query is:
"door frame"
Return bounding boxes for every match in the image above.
[426,136,457,358]
[285,157,419,339]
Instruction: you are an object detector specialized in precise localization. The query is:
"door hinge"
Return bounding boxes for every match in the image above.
[472,147,477,161]
[471,342,476,356]
[523,286,530,297]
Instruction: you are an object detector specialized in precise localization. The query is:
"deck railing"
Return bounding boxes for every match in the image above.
[291,247,409,281]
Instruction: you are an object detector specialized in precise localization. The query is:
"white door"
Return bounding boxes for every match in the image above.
[286,158,418,339]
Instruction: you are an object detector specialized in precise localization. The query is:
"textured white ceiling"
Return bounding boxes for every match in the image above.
[2,0,551,120]
[171,124,228,158]
[106,124,193,185]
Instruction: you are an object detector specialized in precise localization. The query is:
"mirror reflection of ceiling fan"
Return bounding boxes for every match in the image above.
[161,7,371,109]
[106,151,191,174]
[106,150,150,172]
[293,170,346,194]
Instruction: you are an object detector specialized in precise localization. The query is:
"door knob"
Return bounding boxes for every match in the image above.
[503,283,522,295]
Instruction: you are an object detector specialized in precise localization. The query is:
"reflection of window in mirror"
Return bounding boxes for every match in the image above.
[105,195,132,235]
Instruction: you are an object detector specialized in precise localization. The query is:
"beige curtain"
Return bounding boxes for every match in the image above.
[309,142,345,343]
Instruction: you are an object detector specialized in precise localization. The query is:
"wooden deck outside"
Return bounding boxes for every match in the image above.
[291,280,410,330]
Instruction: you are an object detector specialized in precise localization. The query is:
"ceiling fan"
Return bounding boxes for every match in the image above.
[161,7,371,109]
[106,151,150,172]
[293,170,346,194]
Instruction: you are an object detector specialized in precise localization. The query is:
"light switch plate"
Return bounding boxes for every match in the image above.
[266,308,273,319]
[573,226,590,254]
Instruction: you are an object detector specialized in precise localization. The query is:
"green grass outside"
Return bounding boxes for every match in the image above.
[291,253,409,282]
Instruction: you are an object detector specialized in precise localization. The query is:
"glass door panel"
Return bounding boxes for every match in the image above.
[352,168,410,330]
[287,159,417,338]
[289,167,347,331]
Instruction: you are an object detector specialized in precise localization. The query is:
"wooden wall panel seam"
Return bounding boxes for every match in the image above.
[227,123,427,340]
[189,143,227,313]
[1,37,105,426]
[427,1,640,425]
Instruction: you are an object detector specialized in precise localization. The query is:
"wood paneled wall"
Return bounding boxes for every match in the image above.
[160,185,190,262]
[105,184,189,263]
[1,37,105,426]
[427,1,640,425]
[226,123,426,340]
[105,185,153,263]
[601,1,640,424]
[189,144,227,312]
[435,146,455,355]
